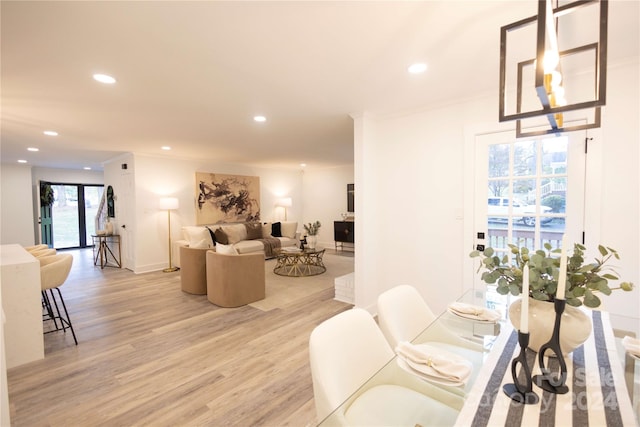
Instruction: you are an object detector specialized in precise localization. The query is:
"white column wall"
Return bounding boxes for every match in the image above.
[0,164,34,245]
[597,61,640,315]
[353,113,383,313]
[354,59,639,318]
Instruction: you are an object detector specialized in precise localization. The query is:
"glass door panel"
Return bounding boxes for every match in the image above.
[474,130,584,289]
[52,184,80,248]
[84,186,104,243]
[50,183,104,249]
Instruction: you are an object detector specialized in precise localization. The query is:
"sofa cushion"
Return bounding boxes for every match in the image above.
[277,237,299,248]
[205,226,218,246]
[245,222,263,240]
[280,221,298,239]
[190,238,210,249]
[271,222,282,237]
[214,228,229,245]
[216,243,238,255]
[183,226,214,248]
[234,240,265,255]
[262,222,272,238]
[222,223,247,244]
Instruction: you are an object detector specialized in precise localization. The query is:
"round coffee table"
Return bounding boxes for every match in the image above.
[274,248,326,277]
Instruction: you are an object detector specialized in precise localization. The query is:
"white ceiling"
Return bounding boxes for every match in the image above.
[1,1,637,171]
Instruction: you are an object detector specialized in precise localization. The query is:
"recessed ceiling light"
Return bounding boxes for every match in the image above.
[93,73,116,84]
[27,147,39,152]
[17,159,27,164]
[43,130,58,136]
[254,116,267,122]
[300,163,307,168]
[408,63,428,74]
[84,167,91,170]
[161,146,171,151]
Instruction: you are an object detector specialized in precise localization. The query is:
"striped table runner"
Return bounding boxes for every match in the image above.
[454,310,637,426]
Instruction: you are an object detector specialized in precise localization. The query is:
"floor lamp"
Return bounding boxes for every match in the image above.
[159,197,179,272]
[276,197,292,221]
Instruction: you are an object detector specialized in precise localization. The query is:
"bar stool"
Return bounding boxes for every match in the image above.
[32,248,57,257]
[39,254,77,345]
[24,244,49,252]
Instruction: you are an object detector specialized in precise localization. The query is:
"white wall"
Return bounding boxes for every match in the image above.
[0,164,34,245]
[597,61,640,315]
[354,59,640,318]
[31,167,104,185]
[301,165,354,248]
[107,153,306,273]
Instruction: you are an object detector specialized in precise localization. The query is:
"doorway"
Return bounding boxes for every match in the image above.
[41,182,104,249]
[472,129,586,289]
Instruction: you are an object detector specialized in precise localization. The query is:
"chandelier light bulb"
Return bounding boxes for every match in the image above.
[542,50,560,73]
[550,70,563,88]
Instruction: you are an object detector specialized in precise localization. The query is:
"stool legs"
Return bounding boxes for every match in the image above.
[42,288,78,345]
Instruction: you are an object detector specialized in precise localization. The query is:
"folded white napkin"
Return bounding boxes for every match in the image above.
[448,302,501,322]
[396,341,472,383]
[622,336,640,357]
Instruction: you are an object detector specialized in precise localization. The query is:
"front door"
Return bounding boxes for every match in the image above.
[48,183,104,249]
[472,129,587,289]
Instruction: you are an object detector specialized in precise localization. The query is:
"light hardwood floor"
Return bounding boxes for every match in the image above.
[7,248,352,426]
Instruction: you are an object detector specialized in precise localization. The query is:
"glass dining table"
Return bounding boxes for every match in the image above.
[317,289,638,427]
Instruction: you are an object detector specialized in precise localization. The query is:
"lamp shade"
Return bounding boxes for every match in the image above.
[159,197,179,210]
[276,197,292,208]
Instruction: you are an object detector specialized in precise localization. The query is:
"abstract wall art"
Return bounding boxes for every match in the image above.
[195,172,261,224]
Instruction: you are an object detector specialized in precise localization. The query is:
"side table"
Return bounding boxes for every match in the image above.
[92,234,122,269]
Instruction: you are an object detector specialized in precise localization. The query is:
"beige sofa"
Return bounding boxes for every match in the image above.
[173,221,299,268]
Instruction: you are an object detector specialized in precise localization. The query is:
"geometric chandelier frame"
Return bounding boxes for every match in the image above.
[499,0,608,138]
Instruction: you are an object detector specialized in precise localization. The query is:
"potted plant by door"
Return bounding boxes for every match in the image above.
[304,221,321,249]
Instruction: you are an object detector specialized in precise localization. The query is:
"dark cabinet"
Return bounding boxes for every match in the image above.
[334,221,354,251]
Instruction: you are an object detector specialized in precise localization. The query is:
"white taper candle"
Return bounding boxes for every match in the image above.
[521,262,529,333]
[557,234,568,300]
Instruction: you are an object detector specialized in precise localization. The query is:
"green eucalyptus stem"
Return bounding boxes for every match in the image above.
[469,242,634,309]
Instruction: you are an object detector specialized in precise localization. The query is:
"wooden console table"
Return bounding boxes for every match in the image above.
[92,234,121,269]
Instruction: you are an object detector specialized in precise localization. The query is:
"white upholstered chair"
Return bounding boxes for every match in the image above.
[40,254,77,345]
[309,307,461,426]
[377,284,484,396]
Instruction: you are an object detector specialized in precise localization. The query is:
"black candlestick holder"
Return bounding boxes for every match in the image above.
[533,298,569,394]
[503,331,539,404]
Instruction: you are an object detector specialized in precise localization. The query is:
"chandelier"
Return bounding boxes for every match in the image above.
[499,0,608,138]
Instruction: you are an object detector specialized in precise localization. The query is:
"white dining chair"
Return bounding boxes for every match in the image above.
[377,285,484,397]
[309,307,461,426]
[377,284,483,351]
